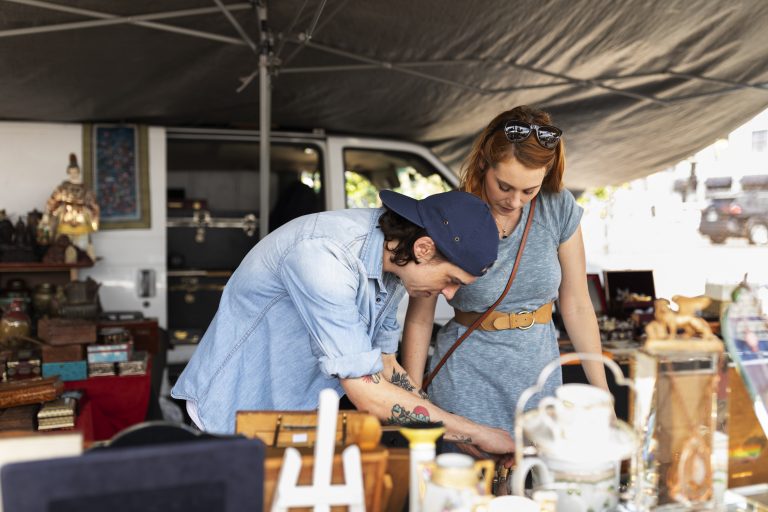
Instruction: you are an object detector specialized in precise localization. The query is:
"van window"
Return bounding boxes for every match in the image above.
[343,149,452,208]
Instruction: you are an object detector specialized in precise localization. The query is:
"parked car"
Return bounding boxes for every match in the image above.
[699,191,768,245]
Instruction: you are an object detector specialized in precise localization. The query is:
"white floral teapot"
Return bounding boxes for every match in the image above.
[510,353,639,512]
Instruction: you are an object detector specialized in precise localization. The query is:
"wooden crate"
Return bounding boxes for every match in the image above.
[37,318,96,345]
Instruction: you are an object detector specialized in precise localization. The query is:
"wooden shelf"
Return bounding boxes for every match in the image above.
[0,262,93,273]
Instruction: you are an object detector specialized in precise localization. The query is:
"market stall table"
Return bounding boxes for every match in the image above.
[64,360,151,441]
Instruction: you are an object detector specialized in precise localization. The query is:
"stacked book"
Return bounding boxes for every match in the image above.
[37,396,77,431]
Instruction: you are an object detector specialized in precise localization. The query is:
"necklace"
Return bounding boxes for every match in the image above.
[662,366,718,503]
[493,214,514,239]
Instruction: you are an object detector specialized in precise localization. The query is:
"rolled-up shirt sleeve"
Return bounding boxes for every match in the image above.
[375,302,402,354]
[281,237,383,379]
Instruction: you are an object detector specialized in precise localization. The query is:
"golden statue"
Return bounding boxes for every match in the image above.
[46,154,100,259]
[644,296,714,340]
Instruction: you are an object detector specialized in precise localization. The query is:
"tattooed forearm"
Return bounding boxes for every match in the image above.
[444,434,473,444]
[390,370,416,393]
[386,404,431,424]
[361,373,381,384]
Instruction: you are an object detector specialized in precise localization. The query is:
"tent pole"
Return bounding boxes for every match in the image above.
[258,2,271,240]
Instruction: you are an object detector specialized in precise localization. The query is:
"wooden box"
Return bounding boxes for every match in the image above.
[37,318,96,346]
[42,361,87,382]
[97,315,159,354]
[41,343,85,363]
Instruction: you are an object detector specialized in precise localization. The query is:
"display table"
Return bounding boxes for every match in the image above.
[73,395,95,446]
[65,360,152,441]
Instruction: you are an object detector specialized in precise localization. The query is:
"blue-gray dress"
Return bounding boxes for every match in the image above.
[427,190,583,433]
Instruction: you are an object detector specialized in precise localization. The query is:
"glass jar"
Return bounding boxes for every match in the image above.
[0,298,32,342]
[32,283,55,316]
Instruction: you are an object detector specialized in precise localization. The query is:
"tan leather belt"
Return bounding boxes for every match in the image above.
[454,302,553,331]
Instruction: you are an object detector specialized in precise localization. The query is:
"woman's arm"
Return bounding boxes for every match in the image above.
[400,295,439,389]
[558,226,609,390]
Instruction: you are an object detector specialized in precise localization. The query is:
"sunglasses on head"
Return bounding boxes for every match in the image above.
[500,120,562,149]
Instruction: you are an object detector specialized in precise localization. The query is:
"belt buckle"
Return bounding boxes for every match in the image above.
[516,310,535,330]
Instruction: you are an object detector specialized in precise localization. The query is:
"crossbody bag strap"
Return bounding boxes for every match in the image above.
[421,196,537,392]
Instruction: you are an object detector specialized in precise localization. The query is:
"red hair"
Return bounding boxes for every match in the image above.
[460,105,565,200]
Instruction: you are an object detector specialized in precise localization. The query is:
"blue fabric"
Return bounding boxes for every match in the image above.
[427,190,583,433]
[172,208,405,434]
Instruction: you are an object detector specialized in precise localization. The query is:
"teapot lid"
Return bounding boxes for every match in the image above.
[519,409,637,466]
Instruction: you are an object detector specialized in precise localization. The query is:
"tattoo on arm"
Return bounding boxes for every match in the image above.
[445,434,473,444]
[390,370,416,393]
[386,404,431,424]
[361,373,381,384]
[418,389,429,400]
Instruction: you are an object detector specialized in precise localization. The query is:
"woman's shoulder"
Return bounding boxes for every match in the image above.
[535,188,578,219]
[534,189,582,242]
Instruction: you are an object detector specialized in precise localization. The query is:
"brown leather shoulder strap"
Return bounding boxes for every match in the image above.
[421,197,537,392]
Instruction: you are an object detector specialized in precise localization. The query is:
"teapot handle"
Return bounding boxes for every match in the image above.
[514,352,635,469]
[510,457,553,497]
[536,396,562,441]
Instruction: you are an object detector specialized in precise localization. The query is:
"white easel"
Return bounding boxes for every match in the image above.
[271,388,366,512]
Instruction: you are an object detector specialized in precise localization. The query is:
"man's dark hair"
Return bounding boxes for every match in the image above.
[378,207,446,267]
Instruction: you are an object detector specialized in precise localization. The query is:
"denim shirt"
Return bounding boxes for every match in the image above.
[171,208,405,433]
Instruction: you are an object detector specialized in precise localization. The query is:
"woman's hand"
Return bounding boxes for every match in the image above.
[471,425,515,457]
[452,426,516,468]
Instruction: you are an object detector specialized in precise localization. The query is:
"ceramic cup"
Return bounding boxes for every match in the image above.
[488,495,540,512]
[420,453,495,512]
[511,456,620,512]
[538,383,614,441]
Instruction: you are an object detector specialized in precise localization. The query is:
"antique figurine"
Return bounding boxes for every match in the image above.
[45,153,99,260]
[645,296,714,339]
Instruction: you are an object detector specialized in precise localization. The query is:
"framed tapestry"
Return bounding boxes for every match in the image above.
[83,124,151,229]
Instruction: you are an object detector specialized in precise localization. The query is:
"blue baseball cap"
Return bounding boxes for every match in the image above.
[379,190,499,276]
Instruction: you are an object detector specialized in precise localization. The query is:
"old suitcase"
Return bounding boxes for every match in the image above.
[168,273,228,331]
[167,207,258,271]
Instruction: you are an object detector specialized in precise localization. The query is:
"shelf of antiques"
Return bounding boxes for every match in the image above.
[0,261,93,287]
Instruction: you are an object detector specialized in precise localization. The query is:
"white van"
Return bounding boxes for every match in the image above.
[161,127,459,363]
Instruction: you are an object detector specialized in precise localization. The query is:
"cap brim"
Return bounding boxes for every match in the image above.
[379,190,424,227]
